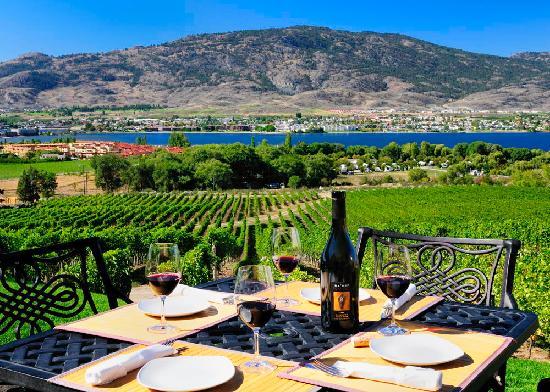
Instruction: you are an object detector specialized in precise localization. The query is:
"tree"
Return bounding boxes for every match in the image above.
[17,167,57,203]
[250,136,256,148]
[195,159,232,189]
[39,171,57,198]
[381,142,401,162]
[402,143,419,160]
[135,135,147,145]
[408,168,429,183]
[152,159,193,191]
[273,154,305,182]
[91,154,130,193]
[288,175,301,188]
[304,153,335,186]
[283,132,292,151]
[168,132,191,147]
[125,159,155,191]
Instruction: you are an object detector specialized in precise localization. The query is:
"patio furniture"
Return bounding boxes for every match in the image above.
[355,227,522,391]
[0,238,131,340]
[0,277,538,392]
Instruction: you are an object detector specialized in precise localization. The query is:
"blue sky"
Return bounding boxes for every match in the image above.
[0,0,549,61]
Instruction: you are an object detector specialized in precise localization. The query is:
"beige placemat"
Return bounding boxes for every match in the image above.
[49,341,313,392]
[55,301,237,344]
[274,281,442,322]
[279,321,513,392]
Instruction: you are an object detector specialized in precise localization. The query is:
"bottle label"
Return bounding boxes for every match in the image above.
[332,282,351,321]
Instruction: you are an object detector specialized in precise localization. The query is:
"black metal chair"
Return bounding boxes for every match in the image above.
[356,227,521,309]
[0,238,131,340]
[356,227,521,391]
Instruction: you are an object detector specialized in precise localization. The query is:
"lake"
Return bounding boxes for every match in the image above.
[4,131,550,149]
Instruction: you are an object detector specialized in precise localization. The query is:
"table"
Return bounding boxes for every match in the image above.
[0,278,538,392]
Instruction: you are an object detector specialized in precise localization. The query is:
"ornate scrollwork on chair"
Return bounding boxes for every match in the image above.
[413,243,489,304]
[0,238,131,339]
[357,227,521,309]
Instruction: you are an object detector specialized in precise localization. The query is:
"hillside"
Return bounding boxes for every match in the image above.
[0,26,548,112]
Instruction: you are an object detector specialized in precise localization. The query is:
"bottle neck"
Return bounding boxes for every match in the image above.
[332,195,347,231]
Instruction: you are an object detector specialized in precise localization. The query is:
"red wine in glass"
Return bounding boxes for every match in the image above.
[237,300,276,329]
[376,275,411,299]
[147,272,180,296]
[273,255,300,274]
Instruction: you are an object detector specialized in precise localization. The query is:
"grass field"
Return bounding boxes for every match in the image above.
[507,358,549,391]
[0,160,92,179]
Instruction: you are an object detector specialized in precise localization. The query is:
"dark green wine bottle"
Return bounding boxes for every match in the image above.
[320,191,360,333]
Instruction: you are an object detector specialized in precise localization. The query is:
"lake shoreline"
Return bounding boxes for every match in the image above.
[2,131,549,149]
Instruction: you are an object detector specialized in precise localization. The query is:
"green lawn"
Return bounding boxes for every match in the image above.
[507,358,549,391]
[0,160,92,179]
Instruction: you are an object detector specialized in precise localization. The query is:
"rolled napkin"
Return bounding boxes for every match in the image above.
[381,283,417,318]
[170,284,233,304]
[333,361,442,391]
[85,344,176,385]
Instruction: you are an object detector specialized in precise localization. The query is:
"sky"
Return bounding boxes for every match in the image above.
[0,0,549,61]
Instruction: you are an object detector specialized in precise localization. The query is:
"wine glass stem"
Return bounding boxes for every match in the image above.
[160,295,167,328]
[253,327,261,359]
[284,274,290,301]
[390,298,397,327]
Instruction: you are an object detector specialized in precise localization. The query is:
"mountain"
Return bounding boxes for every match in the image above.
[0,26,548,112]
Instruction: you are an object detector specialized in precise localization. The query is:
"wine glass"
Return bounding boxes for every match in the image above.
[145,243,181,333]
[234,265,277,374]
[375,243,412,336]
[272,227,301,306]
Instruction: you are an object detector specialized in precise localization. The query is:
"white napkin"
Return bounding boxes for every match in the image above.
[333,361,442,391]
[381,283,417,318]
[85,344,176,386]
[170,284,233,304]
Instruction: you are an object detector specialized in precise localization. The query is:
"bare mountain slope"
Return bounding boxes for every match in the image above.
[0,26,548,111]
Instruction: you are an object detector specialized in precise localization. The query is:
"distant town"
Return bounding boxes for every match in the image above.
[0,109,549,138]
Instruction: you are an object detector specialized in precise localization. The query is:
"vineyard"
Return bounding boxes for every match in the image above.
[0,186,549,344]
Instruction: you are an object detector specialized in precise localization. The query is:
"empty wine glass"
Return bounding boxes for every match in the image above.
[234,265,277,374]
[272,227,301,306]
[375,243,412,336]
[145,243,181,333]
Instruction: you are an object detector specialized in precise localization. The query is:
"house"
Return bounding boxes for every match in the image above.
[339,164,348,174]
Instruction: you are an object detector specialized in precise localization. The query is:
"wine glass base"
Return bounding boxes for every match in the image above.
[147,324,176,334]
[239,359,276,374]
[277,298,300,306]
[378,324,408,336]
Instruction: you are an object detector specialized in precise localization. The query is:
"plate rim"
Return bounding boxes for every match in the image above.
[137,355,235,392]
[370,333,464,366]
[137,296,211,317]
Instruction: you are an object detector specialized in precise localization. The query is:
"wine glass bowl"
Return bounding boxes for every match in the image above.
[272,227,301,306]
[234,265,277,374]
[145,243,181,333]
[375,243,412,336]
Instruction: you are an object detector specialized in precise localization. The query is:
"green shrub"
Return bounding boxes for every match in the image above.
[180,244,212,286]
[61,248,132,298]
[408,168,429,183]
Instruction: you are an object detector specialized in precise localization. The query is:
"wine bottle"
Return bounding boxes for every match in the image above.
[320,191,360,333]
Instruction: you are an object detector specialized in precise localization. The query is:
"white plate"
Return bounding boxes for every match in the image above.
[138,296,210,317]
[300,287,371,305]
[370,334,464,366]
[137,356,235,392]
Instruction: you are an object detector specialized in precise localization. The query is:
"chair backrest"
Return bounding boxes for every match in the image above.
[356,227,520,309]
[0,238,130,339]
